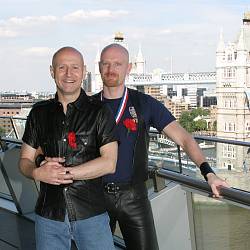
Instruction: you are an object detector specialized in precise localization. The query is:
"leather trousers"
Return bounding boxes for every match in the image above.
[104,183,159,250]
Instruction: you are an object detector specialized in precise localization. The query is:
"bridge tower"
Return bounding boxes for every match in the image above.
[216,12,250,171]
[134,44,145,74]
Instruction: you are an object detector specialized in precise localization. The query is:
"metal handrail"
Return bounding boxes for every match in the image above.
[156,168,250,207]
[0,116,27,120]
[194,135,250,147]
[0,137,22,145]
[149,129,250,147]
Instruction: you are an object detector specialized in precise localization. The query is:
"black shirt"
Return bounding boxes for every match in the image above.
[22,89,117,221]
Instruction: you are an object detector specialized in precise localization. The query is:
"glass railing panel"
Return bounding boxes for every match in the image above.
[12,118,26,139]
[0,117,27,139]
[192,193,250,250]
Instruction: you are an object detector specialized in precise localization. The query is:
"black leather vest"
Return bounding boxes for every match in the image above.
[95,88,150,184]
[128,89,150,183]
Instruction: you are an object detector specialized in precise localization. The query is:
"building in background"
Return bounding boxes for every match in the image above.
[0,95,34,137]
[0,91,52,137]
[83,71,92,94]
[164,97,190,121]
[216,12,250,170]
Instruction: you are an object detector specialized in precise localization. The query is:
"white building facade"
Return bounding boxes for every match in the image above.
[216,12,250,170]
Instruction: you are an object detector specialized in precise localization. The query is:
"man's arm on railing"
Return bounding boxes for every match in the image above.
[162,120,230,197]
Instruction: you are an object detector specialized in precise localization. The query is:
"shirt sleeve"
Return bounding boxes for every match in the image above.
[147,95,176,132]
[22,108,39,149]
[96,104,118,147]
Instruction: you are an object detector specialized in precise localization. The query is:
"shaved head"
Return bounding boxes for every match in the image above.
[52,47,84,68]
[100,43,129,62]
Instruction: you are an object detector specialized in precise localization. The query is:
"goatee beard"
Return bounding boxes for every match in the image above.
[103,79,120,87]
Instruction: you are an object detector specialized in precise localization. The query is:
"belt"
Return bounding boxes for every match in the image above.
[103,182,131,194]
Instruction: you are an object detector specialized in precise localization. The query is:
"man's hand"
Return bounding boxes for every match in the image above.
[66,141,118,180]
[207,173,230,198]
[34,157,73,185]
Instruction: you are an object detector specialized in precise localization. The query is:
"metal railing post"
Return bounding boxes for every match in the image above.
[9,117,19,139]
[177,145,183,173]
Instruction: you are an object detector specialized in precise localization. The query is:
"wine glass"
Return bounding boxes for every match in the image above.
[57,138,67,166]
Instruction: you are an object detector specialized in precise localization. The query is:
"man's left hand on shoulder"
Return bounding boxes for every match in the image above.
[207,173,230,198]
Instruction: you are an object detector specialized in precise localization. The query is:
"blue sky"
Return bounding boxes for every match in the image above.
[0,0,249,92]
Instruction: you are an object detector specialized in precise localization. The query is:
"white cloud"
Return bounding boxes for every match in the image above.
[63,9,129,22]
[8,15,57,26]
[0,27,18,37]
[22,47,53,57]
[158,29,172,35]
[0,15,58,38]
[0,10,129,38]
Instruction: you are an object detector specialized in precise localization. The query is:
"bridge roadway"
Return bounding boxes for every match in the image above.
[126,71,216,86]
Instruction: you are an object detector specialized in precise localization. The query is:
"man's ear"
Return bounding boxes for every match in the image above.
[50,65,55,79]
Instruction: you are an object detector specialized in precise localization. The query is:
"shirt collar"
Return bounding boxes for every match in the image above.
[53,88,88,111]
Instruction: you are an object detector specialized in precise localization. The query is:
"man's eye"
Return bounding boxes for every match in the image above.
[114,63,122,67]
[58,66,65,70]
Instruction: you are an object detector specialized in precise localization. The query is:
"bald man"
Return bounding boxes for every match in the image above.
[96,43,229,250]
[19,47,118,250]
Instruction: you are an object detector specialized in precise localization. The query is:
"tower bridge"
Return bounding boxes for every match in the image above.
[126,71,216,87]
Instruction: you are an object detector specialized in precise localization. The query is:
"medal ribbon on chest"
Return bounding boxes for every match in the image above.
[101,87,128,124]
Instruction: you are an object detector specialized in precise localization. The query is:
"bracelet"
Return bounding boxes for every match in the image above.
[35,154,45,167]
[200,162,215,181]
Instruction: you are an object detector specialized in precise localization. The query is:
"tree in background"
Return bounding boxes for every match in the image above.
[194,119,207,131]
[179,108,210,133]
[179,111,195,133]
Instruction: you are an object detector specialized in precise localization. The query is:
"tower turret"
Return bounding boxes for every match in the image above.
[216,29,225,67]
[135,44,145,74]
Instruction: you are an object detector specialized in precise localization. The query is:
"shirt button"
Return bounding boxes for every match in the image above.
[64,187,68,191]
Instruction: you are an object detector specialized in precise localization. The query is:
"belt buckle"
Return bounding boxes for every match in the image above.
[105,182,119,194]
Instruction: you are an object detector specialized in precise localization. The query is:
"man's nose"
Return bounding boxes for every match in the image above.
[107,64,118,73]
[110,63,117,70]
[65,67,72,76]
